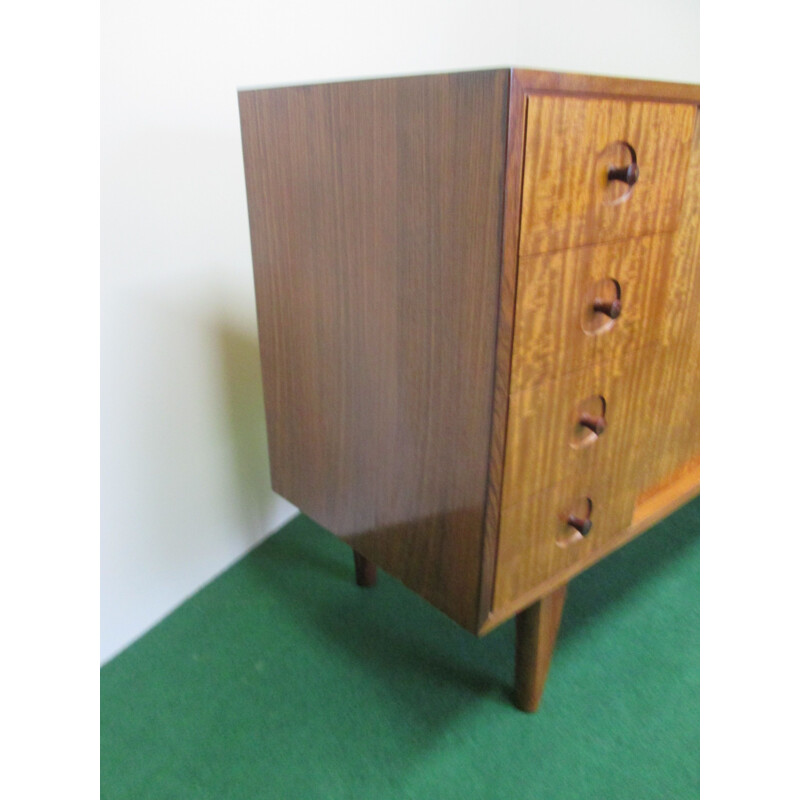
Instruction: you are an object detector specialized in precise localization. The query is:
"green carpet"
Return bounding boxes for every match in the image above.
[101,498,699,799]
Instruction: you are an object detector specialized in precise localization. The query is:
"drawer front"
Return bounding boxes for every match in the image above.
[494,475,636,612]
[502,345,659,510]
[511,234,674,393]
[519,95,696,256]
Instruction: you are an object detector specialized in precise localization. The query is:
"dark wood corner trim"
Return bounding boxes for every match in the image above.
[477,70,528,629]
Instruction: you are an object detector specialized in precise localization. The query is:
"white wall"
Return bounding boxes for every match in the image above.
[100,0,699,663]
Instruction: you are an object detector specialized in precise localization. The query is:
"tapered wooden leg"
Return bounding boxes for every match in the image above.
[353,551,377,587]
[514,583,568,712]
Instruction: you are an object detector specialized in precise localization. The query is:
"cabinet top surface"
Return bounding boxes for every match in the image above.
[239,68,699,104]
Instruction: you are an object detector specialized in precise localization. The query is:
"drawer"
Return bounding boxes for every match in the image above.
[519,95,696,256]
[502,344,660,510]
[511,234,674,393]
[494,475,636,612]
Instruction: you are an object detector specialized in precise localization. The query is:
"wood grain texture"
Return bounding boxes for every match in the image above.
[632,461,699,532]
[477,71,526,627]
[514,584,567,712]
[511,234,676,392]
[512,68,700,104]
[240,69,699,647]
[489,109,700,628]
[519,96,696,256]
[239,71,509,631]
[631,112,700,493]
[481,462,699,634]
[502,344,661,509]
[477,74,699,632]
[494,465,637,612]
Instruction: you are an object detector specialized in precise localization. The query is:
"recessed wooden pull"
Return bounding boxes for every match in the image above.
[583,279,622,335]
[593,298,622,319]
[579,412,607,436]
[557,498,594,547]
[566,515,592,537]
[608,162,639,186]
[607,143,639,187]
[571,396,607,450]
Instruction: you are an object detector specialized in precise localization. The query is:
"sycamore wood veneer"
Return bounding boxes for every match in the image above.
[239,68,699,711]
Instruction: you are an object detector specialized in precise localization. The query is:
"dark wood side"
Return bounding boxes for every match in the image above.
[239,70,509,632]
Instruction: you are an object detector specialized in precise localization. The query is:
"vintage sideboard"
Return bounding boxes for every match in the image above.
[238,68,699,711]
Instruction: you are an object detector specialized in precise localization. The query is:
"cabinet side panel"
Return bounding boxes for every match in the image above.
[239,71,508,631]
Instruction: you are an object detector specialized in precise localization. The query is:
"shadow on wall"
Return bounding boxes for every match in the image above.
[215,315,291,539]
[103,290,293,560]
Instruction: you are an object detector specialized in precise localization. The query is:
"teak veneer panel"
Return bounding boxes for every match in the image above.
[633,112,700,492]
[483,462,699,633]
[501,344,661,510]
[489,102,700,625]
[493,346,666,609]
[239,71,508,631]
[494,475,637,612]
[511,234,676,392]
[519,96,696,256]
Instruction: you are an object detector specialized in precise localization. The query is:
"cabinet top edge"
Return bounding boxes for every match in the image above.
[511,68,699,105]
[238,68,698,104]
[237,68,511,95]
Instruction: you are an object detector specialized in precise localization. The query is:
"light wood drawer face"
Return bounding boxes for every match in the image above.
[519,95,696,256]
[494,476,636,611]
[630,337,699,495]
[511,234,674,393]
[502,346,658,510]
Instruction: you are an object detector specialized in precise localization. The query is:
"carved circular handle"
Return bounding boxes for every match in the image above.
[583,279,622,334]
[593,297,622,319]
[607,143,639,187]
[566,514,592,537]
[579,412,607,436]
[557,498,594,547]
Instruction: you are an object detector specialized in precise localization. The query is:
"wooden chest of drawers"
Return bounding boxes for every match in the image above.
[239,68,699,711]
